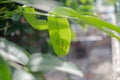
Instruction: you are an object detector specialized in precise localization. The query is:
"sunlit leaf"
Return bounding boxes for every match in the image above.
[48,15,71,56]
[28,54,83,77]
[24,7,48,30]
[65,0,72,6]
[80,0,87,4]
[0,38,30,68]
[0,55,11,80]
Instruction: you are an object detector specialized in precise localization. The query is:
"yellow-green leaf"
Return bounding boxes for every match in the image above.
[24,7,48,30]
[48,16,71,56]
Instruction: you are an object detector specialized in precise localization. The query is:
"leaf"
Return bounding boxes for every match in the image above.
[0,55,11,80]
[0,38,30,68]
[80,0,87,4]
[28,54,83,77]
[12,70,37,80]
[53,7,84,19]
[65,0,72,6]
[53,7,120,40]
[48,15,71,56]
[83,16,120,33]
[69,0,79,10]
[82,16,120,40]
[95,25,120,40]
[23,7,48,30]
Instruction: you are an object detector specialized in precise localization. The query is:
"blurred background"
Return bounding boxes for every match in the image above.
[0,0,120,80]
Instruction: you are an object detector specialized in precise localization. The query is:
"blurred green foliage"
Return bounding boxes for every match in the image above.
[103,0,116,5]
[0,38,83,80]
[65,0,93,15]
[0,0,49,54]
[0,0,94,55]
[0,0,120,79]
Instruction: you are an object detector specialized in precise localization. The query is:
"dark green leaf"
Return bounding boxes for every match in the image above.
[0,55,11,80]
[24,7,48,30]
[48,16,71,56]
[28,54,83,77]
[0,38,30,68]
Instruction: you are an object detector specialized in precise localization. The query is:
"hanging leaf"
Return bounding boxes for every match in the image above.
[24,7,48,30]
[53,7,120,40]
[0,38,30,68]
[48,15,71,56]
[28,54,83,77]
[0,55,11,80]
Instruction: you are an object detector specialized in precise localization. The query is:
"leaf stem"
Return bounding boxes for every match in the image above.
[23,12,78,20]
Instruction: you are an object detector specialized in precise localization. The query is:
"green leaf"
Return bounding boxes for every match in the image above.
[95,25,120,40]
[28,54,83,77]
[69,0,79,10]
[83,16,120,33]
[0,38,30,68]
[53,7,78,18]
[48,16,71,56]
[65,0,72,6]
[80,0,87,4]
[53,7,120,40]
[0,55,11,80]
[82,16,120,40]
[23,7,48,30]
